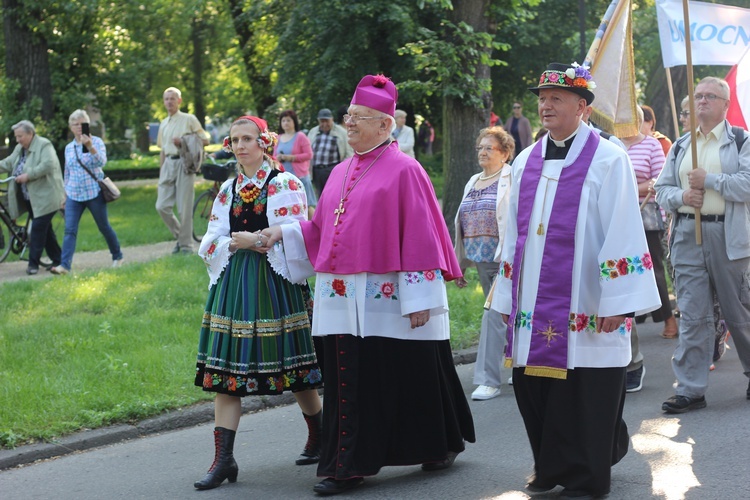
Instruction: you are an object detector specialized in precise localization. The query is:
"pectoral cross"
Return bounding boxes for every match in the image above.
[334,199,346,226]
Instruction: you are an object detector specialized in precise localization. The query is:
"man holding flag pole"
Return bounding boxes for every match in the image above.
[655,76,750,412]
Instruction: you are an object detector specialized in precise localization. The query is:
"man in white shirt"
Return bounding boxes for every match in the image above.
[156,87,209,254]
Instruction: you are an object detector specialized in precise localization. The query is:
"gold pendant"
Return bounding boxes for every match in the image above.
[537,223,545,235]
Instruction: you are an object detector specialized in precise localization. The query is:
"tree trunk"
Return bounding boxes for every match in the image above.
[441,0,494,238]
[226,0,274,116]
[2,0,54,121]
[191,16,207,127]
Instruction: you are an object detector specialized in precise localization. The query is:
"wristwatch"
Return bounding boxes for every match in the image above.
[255,235,264,248]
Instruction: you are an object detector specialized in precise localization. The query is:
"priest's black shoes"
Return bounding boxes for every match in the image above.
[421,451,459,471]
[313,477,364,495]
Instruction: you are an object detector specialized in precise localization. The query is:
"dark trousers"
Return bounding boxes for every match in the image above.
[513,366,629,497]
[646,230,673,322]
[312,164,336,198]
[27,203,62,269]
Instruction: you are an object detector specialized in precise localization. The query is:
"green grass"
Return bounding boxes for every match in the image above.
[0,261,484,449]
[0,177,486,449]
[0,257,215,448]
[106,154,160,171]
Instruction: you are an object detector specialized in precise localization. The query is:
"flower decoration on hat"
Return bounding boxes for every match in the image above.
[564,62,597,90]
[222,136,232,153]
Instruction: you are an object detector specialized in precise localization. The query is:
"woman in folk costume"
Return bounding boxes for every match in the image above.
[193,116,323,490]
[491,63,661,498]
[262,75,475,495]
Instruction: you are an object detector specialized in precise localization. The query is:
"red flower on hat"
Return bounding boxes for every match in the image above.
[372,74,388,88]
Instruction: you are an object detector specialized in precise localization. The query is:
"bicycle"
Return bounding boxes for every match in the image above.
[192,159,236,243]
[0,176,62,265]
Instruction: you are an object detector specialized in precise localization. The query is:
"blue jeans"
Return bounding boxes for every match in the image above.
[61,192,122,270]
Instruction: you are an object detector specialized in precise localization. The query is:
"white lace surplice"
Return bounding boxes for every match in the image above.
[271,222,450,341]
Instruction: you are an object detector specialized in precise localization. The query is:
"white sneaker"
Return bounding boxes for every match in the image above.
[112,258,123,268]
[471,385,501,401]
[50,265,69,275]
[508,376,513,385]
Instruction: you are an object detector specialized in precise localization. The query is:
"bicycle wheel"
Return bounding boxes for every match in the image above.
[0,214,12,263]
[192,189,215,243]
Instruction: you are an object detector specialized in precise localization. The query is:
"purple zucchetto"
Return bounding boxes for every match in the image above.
[350,74,398,117]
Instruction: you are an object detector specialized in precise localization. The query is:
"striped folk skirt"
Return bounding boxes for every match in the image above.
[195,249,322,396]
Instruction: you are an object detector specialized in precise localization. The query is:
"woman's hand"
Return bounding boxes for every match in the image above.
[454,277,468,288]
[260,226,283,247]
[14,173,29,184]
[81,134,94,151]
[230,231,269,253]
[409,309,431,329]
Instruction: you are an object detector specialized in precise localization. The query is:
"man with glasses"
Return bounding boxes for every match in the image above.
[505,102,533,159]
[307,108,352,197]
[655,76,750,413]
[262,75,475,495]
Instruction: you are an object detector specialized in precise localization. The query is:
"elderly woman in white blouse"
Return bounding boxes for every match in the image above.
[454,126,515,400]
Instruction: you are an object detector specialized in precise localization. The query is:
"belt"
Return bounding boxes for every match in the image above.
[169,155,180,160]
[680,212,724,222]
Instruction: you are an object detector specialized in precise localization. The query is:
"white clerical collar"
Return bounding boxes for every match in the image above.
[355,138,392,155]
[549,130,578,147]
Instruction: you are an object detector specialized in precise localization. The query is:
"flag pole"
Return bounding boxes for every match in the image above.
[665,68,680,138]
[682,0,702,245]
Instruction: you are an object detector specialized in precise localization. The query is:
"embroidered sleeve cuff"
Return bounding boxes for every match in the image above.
[399,270,448,317]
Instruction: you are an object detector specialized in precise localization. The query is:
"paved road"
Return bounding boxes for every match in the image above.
[1,319,748,499]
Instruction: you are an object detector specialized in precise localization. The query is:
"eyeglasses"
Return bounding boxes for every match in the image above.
[343,114,383,125]
[679,111,690,117]
[513,105,521,109]
[694,93,727,102]
[476,146,500,153]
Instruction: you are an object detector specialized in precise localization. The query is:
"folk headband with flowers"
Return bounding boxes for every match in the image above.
[529,62,597,105]
[222,115,278,153]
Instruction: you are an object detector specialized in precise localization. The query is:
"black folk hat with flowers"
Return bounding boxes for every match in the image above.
[529,62,597,105]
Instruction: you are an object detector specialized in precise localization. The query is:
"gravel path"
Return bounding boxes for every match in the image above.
[0,178,181,285]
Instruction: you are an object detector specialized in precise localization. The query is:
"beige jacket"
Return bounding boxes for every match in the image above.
[0,135,65,218]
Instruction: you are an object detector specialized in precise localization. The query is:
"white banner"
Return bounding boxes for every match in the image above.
[657,0,750,68]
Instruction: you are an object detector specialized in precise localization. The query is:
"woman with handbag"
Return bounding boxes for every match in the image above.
[193,116,322,490]
[622,106,677,338]
[51,110,122,275]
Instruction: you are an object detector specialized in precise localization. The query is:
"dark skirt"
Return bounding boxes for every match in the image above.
[195,249,322,396]
[512,366,629,497]
[317,335,475,479]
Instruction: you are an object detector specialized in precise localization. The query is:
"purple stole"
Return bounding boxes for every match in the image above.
[505,129,600,379]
